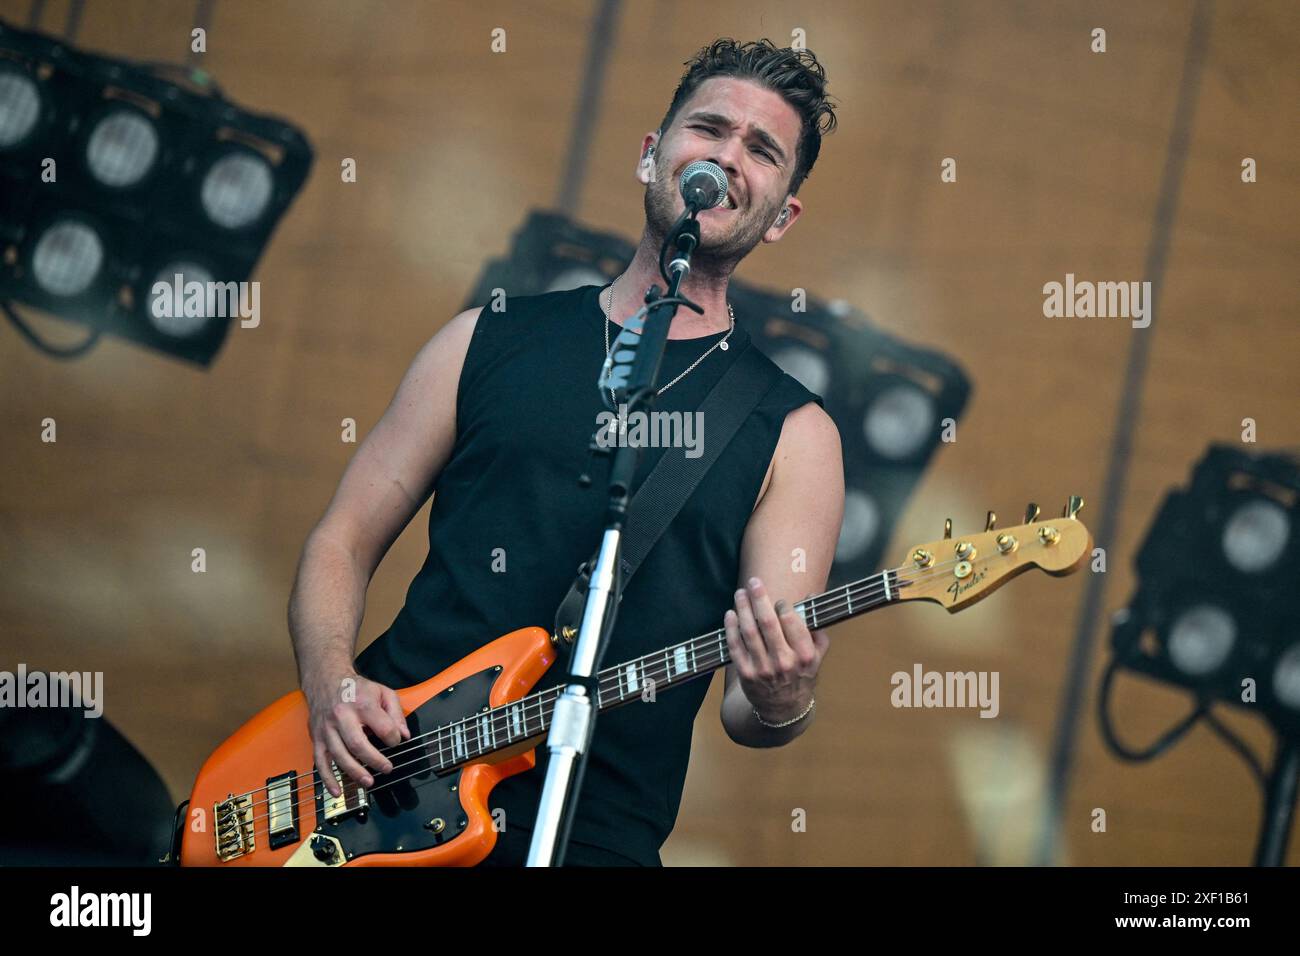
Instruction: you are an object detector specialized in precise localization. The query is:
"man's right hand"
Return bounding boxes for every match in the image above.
[303,670,411,797]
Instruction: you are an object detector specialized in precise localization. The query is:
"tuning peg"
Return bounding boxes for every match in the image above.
[984,510,996,532]
[1024,502,1040,523]
[943,518,952,540]
[1064,495,1084,520]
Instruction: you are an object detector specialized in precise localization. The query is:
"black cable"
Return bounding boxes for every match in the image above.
[2,300,101,358]
[1097,654,1205,761]
[187,0,215,67]
[1202,707,1268,788]
[136,2,225,97]
[1098,652,1268,790]
[63,0,84,42]
[552,0,621,211]
[25,0,85,43]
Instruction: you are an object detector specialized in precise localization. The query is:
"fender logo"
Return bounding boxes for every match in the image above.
[947,569,987,603]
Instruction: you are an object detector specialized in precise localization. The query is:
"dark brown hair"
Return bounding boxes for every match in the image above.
[657,37,838,197]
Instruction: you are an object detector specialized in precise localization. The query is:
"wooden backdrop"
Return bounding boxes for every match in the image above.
[2,0,1297,865]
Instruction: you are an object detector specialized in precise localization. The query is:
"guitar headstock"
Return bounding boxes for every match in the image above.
[894,497,1093,612]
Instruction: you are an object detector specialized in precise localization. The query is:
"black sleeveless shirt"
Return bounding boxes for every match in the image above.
[355,282,823,865]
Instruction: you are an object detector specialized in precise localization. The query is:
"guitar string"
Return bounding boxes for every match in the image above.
[217,538,1034,839]
[221,528,1065,849]
[215,557,948,834]
[221,608,855,841]
[337,548,975,773]
[222,534,1050,839]
[212,543,1026,837]
[235,512,1084,840]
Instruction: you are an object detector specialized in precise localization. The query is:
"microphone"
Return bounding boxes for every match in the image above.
[595,162,723,406]
[679,161,728,213]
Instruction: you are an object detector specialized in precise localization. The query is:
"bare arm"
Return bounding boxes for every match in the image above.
[720,401,844,748]
[288,305,481,792]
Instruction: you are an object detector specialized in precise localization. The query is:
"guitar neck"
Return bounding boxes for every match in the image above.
[432,569,906,769]
[427,507,1091,770]
[585,568,906,710]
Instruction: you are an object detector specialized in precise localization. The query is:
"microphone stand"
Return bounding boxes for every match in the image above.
[525,210,705,866]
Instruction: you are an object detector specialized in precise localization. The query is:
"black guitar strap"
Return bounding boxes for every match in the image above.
[552,337,783,643]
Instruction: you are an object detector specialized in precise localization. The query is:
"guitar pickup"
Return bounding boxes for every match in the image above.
[320,766,368,823]
[266,771,300,850]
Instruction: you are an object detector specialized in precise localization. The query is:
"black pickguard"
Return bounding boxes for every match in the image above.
[310,667,503,861]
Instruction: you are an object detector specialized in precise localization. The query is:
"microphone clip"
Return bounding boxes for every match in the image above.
[668,216,701,282]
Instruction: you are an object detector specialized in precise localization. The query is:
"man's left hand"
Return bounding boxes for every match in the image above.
[724,576,830,723]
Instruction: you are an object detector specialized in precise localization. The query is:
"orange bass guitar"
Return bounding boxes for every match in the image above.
[175,499,1091,867]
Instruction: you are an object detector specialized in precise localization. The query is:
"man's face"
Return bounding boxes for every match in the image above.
[641,77,803,268]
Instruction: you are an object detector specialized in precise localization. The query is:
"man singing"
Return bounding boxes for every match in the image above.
[288,37,844,866]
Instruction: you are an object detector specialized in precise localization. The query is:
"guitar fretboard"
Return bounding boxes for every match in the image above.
[417,568,907,771]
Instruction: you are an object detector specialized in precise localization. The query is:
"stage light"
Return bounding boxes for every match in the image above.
[1164,603,1237,678]
[728,289,966,586]
[30,218,103,297]
[200,148,275,230]
[1114,446,1299,704]
[1104,445,1300,864]
[0,678,175,865]
[766,342,831,398]
[1273,644,1300,711]
[0,64,41,148]
[863,380,936,461]
[0,21,313,365]
[146,261,217,338]
[836,488,881,563]
[1221,498,1290,574]
[461,210,970,588]
[545,266,606,292]
[84,107,159,188]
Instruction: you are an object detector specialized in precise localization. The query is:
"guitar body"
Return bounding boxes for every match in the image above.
[179,626,556,867]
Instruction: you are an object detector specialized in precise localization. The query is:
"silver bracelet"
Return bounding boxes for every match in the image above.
[752,695,815,728]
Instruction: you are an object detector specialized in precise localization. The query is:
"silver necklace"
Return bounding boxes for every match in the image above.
[601,276,735,407]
